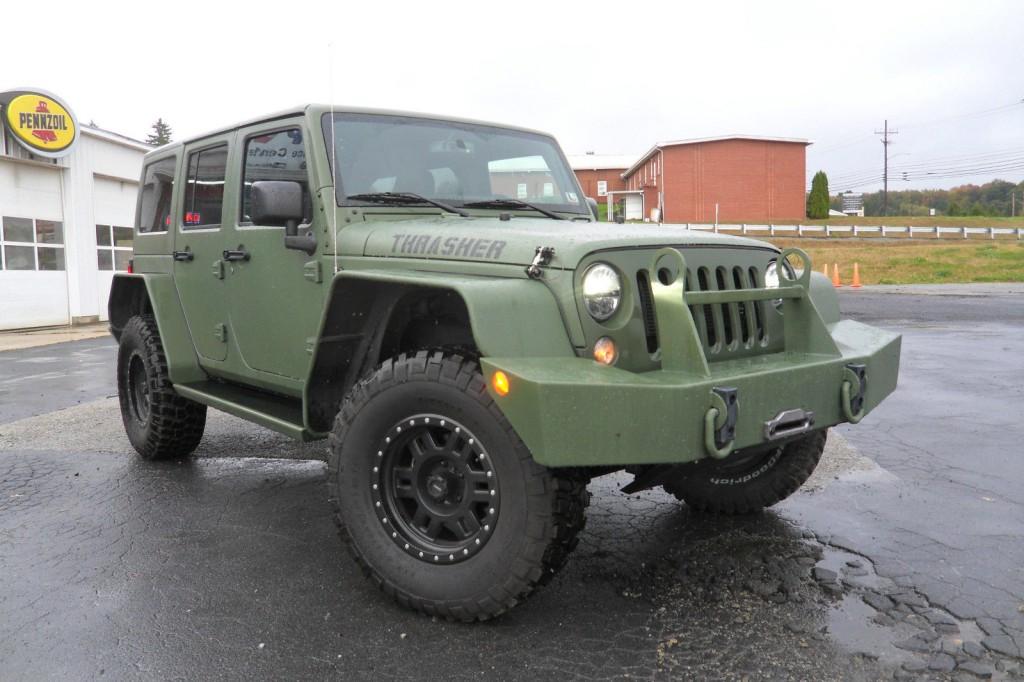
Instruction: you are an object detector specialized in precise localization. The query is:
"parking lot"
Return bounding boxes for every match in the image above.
[2,286,1023,680]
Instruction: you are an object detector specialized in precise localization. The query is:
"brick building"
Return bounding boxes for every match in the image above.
[621,136,810,223]
[567,154,633,199]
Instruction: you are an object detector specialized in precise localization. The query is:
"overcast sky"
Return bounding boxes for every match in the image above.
[4,0,1022,192]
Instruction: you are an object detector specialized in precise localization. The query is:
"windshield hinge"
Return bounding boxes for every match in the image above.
[526,246,555,279]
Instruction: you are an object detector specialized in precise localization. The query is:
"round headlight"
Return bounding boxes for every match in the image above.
[765,259,795,307]
[765,261,781,289]
[582,263,622,321]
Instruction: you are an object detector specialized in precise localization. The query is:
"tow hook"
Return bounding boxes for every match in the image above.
[704,387,738,459]
[526,246,555,279]
[841,363,867,424]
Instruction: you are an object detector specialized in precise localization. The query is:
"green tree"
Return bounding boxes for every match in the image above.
[806,171,830,219]
[146,118,173,146]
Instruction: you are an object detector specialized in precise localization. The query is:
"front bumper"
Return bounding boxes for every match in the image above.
[481,248,901,468]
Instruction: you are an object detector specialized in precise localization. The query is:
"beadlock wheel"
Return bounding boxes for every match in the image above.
[372,414,500,564]
[126,353,151,423]
[327,351,589,621]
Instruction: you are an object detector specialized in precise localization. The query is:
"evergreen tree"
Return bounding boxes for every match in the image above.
[146,119,173,146]
[806,171,830,219]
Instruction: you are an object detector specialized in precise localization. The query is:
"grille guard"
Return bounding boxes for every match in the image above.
[650,247,840,377]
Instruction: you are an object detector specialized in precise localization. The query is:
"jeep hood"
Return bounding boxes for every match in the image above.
[342,217,778,270]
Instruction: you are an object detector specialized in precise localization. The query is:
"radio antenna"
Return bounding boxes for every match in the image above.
[328,42,339,275]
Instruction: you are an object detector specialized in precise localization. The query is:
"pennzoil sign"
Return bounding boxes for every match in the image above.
[1,89,78,158]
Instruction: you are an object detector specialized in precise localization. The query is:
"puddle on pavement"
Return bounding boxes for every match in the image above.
[576,475,1016,679]
[815,542,1012,679]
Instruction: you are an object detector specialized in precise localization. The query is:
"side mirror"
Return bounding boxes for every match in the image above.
[586,196,600,220]
[251,180,317,255]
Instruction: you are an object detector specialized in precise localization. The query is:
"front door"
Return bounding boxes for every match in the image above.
[173,137,233,363]
[225,122,326,381]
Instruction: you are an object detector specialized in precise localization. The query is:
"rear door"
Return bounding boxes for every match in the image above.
[173,137,234,363]
[224,122,326,381]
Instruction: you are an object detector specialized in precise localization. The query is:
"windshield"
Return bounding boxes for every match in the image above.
[321,113,587,215]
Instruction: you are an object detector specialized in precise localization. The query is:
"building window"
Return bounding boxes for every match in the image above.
[516,183,528,199]
[1,216,65,271]
[542,182,554,197]
[597,180,608,197]
[96,225,134,271]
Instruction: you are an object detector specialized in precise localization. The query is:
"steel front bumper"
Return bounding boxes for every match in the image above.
[481,248,901,468]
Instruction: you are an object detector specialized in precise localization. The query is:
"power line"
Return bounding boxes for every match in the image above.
[822,146,1024,181]
[809,98,1024,156]
[898,99,1024,131]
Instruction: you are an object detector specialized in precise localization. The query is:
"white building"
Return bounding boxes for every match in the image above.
[0,89,149,330]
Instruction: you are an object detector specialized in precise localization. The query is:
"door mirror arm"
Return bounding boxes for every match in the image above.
[284,218,317,255]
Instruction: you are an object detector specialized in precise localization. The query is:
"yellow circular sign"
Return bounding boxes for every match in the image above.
[3,93,78,157]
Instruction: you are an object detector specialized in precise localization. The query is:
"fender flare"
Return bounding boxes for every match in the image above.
[303,269,575,433]
[108,273,205,384]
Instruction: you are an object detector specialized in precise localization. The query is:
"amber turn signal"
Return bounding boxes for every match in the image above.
[492,370,510,396]
[593,337,618,365]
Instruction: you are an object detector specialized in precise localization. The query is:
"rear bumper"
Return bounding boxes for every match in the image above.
[482,321,899,467]
[481,248,901,468]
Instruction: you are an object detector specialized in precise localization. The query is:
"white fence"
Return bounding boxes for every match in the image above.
[684,223,1024,240]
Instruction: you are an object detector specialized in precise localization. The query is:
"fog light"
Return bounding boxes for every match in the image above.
[593,337,618,365]
[492,371,510,396]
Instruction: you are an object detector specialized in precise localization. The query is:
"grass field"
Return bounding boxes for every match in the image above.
[766,238,1024,285]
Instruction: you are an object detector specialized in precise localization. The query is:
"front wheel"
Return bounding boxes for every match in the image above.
[328,351,588,621]
[662,429,827,514]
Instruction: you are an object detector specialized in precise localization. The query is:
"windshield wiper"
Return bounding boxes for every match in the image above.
[461,199,566,220]
[346,192,469,217]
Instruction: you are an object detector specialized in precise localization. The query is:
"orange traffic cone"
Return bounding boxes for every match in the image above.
[822,263,830,278]
[832,263,843,288]
[851,263,863,289]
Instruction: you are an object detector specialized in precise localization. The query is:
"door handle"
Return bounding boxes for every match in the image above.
[222,247,250,262]
[172,250,194,262]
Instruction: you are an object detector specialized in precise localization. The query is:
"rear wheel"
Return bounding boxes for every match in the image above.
[328,351,588,621]
[663,429,827,514]
[117,315,206,460]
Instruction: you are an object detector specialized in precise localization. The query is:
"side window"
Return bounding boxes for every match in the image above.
[241,129,310,225]
[183,144,228,229]
[137,155,177,233]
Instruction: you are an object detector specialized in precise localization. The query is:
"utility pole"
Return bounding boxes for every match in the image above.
[875,120,898,216]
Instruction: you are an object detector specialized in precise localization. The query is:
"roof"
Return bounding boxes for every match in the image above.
[158,104,556,154]
[622,135,812,178]
[567,153,638,171]
[81,125,152,152]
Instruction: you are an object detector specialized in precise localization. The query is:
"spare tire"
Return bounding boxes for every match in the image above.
[663,429,827,514]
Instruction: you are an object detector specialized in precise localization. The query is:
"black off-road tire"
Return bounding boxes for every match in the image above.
[663,429,827,514]
[117,315,206,460]
[327,351,588,622]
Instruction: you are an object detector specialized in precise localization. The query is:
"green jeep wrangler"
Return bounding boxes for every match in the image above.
[110,105,900,621]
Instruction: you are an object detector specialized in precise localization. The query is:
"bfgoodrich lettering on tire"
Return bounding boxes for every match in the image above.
[327,351,588,622]
[663,429,827,514]
[116,315,206,460]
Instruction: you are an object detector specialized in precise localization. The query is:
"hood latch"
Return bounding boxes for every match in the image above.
[526,246,555,279]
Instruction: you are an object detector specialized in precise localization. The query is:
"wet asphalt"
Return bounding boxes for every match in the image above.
[1,289,1023,681]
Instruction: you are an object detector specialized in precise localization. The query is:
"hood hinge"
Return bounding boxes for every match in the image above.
[526,246,555,279]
